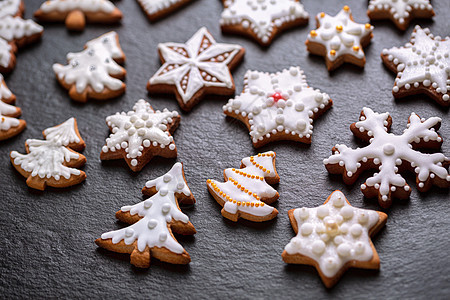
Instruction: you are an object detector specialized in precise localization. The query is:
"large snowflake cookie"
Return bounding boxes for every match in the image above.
[137,0,193,21]
[367,0,434,30]
[34,0,122,31]
[223,66,332,148]
[0,0,43,73]
[207,151,280,222]
[53,31,126,103]
[100,99,180,172]
[381,26,450,107]
[282,190,387,288]
[0,74,25,140]
[323,107,450,208]
[96,162,196,268]
[147,27,245,112]
[10,118,86,190]
[306,6,373,71]
[220,0,309,46]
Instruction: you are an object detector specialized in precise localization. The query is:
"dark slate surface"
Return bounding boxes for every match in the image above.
[0,0,449,298]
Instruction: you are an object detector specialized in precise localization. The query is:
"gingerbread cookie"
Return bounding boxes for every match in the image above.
[34,0,122,31]
[147,27,245,112]
[323,107,450,208]
[53,31,126,103]
[381,26,450,107]
[367,0,434,31]
[282,190,387,288]
[220,0,308,46]
[96,162,196,268]
[100,99,180,172]
[207,151,279,222]
[136,0,193,22]
[0,74,25,140]
[223,66,332,148]
[10,118,86,190]
[306,6,373,71]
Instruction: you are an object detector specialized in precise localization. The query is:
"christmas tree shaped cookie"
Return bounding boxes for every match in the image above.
[34,0,122,31]
[53,31,126,103]
[10,118,86,190]
[96,162,196,268]
[137,0,193,22]
[0,74,26,140]
[323,107,450,208]
[207,151,280,222]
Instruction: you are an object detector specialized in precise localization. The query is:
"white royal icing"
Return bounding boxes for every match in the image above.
[207,151,278,218]
[0,74,19,132]
[101,99,179,167]
[0,74,13,100]
[39,0,116,14]
[10,118,83,180]
[149,27,243,104]
[0,37,11,68]
[53,31,124,94]
[0,15,43,42]
[0,114,19,130]
[284,191,380,278]
[307,7,373,62]
[220,0,309,45]
[0,0,21,18]
[0,99,17,115]
[368,0,433,26]
[323,107,450,202]
[137,0,186,15]
[382,26,450,102]
[101,163,192,254]
[223,66,331,145]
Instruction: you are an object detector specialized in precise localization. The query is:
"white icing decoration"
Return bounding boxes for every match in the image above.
[284,191,380,278]
[53,31,125,94]
[0,0,20,18]
[207,151,278,218]
[323,107,450,202]
[220,0,309,45]
[0,73,12,100]
[0,74,20,132]
[223,66,331,145]
[149,27,243,104]
[382,26,450,102]
[368,0,433,26]
[137,0,186,15]
[39,0,116,14]
[0,113,19,130]
[0,37,11,68]
[308,7,373,62]
[101,163,192,254]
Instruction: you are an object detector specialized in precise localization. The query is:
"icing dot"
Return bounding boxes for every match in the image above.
[333,195,345,207]
[350,224,363,237]
[144,199,153,209]
[301,223,314,236]
[125,228,134,237]
[325,219,339,236]
[298,207,309,219]
[355,242,365,254]
[317,206,329,218]
[312,240,326,255]
[159,233,167,242]
[337,243,351,257]
[383,144,395,155]
[340,206,354,219]
[164,174,172,182]
[161,203,171,213]
[147,219,158,229]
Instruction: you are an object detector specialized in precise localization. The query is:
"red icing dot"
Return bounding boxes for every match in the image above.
[271,92,284,102]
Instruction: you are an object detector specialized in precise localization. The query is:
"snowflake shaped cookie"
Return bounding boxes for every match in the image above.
[323,107,450,208]
[282,190,387,288]
[220,0,309,46]
[306,6,373,71]
[367,0,434,30]
[381,26,450,107]
[137,0,193,21]
[223,66,332,148]
[147,27,245,111]
[100,99,180,172]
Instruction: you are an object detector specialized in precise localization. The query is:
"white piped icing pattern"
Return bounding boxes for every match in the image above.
[0,37,11,68]
[137,0,185,15]
[220,0,308,45]
[0,73,12,100]
[101,99,179,167]
[149,27,243,104]
[323,107,450,203]
[223,66,331,145]
[382,26,450,103]
[0,74,20,132]
[53,31,125,94]
[39,0,116,14]
[284,191,380,278]
[101,163,192,254]
[368,0,433,26]
[0,0,20,18]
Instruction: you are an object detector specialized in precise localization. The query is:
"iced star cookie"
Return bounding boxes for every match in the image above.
[323,107,450,208]
[207,151,279,222]
[147,27,245,112]
[381,26,450,107]
[282,190,387,288]
[34,0,122,31]
[220,0,309,46]
[10,118,86,190]
[96,162,196,268]
[0,74,26,140]
[137,0,193,22]
[223,66,332,148]
[306,6,373,71]
[100,99,180,172]
[367,0,434,31]
[53,31,126,103]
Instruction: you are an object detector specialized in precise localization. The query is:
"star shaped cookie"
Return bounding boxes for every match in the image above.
[381,26,450,107]
[223,66,332,148]
[220,0,309,46]
[282,190,387,288]
[147,27,245,111]
[306,6,373,71]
